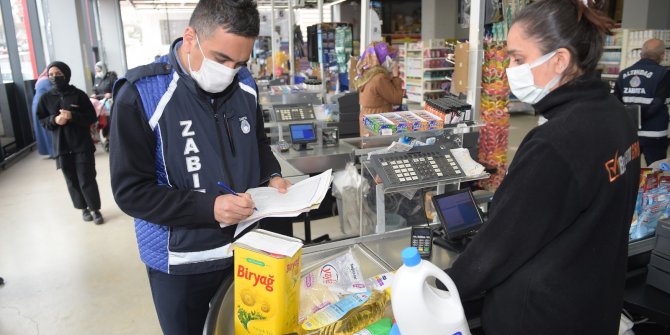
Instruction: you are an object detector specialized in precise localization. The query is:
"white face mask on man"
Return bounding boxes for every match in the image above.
[506,50,561,105]
[188,34,240,93]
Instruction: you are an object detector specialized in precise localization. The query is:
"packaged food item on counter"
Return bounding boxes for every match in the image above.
[396,111,429,132]
[631,168,670,240]
[352,318,393,335]
[363,114,396,136]
[411,110,444,129]
[379,113,411,133]
[366,272,394,291]
[234,229,303,335]
[299,250,367,322]
[300,289,391,335]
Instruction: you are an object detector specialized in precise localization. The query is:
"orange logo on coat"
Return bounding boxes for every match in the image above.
[605,141,640,182]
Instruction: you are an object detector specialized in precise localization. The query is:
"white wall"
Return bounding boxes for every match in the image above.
[421,0,460,40]
[44,0,91,92]
[97,0,127,76]
[622,0,670,30]
[622,0,651,29]
[646,0,670,29]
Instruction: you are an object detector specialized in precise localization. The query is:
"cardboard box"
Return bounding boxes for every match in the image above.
[363,114,396,135]
[412,110,445,129]
[380,112,411,133]
[234,229,303,335]
[451,42,469,95]
[396,111,429,132]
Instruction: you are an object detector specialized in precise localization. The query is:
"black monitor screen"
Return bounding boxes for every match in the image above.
[289,123,317,144]
[432,189,484,240]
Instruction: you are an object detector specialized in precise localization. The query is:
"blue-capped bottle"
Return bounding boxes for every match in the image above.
[391,247,471,335]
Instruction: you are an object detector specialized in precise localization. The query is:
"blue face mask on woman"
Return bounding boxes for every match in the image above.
[506,50,562,104]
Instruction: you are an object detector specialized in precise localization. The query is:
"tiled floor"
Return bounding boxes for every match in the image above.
[0,113,542,334]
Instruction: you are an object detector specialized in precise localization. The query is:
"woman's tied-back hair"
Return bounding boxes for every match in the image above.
[513,0,614,81]
[189,0,260,39]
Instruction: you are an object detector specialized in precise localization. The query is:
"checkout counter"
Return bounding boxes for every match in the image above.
[204,226,464,335]
[213,88,670,333]
[204,88,491,332]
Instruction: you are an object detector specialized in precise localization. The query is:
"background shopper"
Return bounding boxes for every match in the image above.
[37,61,104,225]
[354,41,404,136]
[32,67,54,158]
[614,38,670,165]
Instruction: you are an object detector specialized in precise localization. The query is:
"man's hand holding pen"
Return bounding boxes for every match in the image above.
[214,176,292,225]
[214,193,255,225]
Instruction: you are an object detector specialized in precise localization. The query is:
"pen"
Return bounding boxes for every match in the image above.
[217,181,257,211]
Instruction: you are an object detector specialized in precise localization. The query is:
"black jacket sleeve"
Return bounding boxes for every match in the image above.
[255,99,281,184]
[447,139,582,299]
[109,83,219,227]
[37,94,58,131]
[69,90,97,128]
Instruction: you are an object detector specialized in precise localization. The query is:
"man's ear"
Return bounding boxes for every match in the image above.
[182,27,197,54]
[554,47,571,75]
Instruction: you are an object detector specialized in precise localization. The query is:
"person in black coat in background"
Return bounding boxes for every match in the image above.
[37,61,104,225]
[443,1,640,334]
[91,61,117,100]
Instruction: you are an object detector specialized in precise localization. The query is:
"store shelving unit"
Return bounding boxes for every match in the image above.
[598,28,625,81]
[402,40,454,105]
[598,29,670,84]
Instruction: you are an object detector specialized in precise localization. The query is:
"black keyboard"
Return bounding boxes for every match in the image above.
[370,145,465,187]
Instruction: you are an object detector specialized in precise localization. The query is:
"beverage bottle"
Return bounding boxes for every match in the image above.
[391,247,471,335]
[299,289,390,335]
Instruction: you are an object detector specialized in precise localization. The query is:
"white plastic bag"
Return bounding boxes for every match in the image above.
[332,162,376,235]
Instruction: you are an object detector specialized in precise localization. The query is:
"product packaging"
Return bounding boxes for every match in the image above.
[411,110,445,129]
[380,112,412,133]
[299,249,367,322]
[363,114,396,135]
[234,229,303,335]
[396,111,429,132]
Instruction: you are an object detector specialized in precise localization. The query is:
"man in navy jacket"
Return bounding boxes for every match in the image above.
[109,1,290,334]
[615,38,670,165]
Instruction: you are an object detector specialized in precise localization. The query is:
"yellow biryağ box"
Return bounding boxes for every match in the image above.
[234,229,303,335]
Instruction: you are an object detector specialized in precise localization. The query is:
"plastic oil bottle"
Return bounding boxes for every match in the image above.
[299,289,390,335]
[391,247,471,335]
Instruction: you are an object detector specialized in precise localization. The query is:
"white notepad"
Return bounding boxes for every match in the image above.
[230,169,333,237]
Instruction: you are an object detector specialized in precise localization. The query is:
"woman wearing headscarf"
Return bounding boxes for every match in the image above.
[354,41,404,136]
[32,67,54,157]
[91,61,118,100]
[37,61,104,225]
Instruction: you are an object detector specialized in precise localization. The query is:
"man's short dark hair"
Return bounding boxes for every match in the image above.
[189,0,259,38]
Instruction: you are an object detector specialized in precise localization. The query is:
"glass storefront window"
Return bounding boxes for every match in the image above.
[120,2,191,69]
[11,0,37,80]
[0,5,12,83]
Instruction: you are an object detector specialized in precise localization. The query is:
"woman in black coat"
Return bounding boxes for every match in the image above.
[444,1,639,334]
[37,61,104,225]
